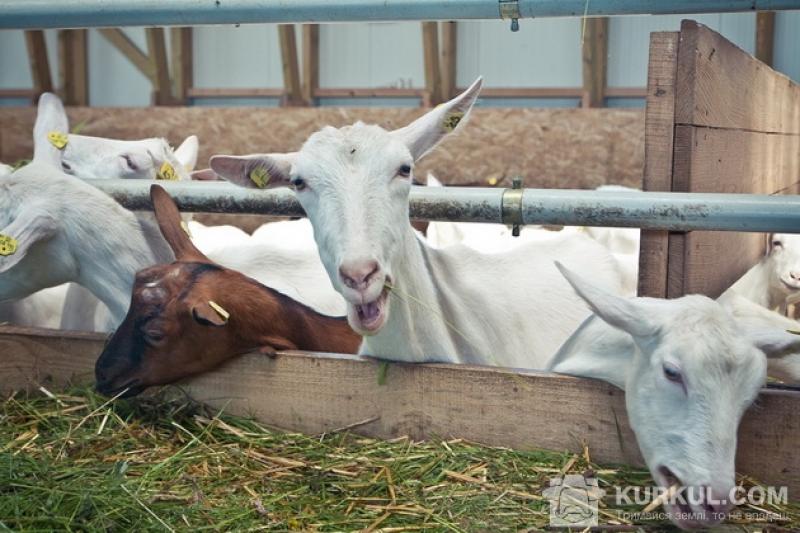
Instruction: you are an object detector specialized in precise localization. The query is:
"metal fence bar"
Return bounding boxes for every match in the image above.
[93,179,800,233]
[4,0,800,29]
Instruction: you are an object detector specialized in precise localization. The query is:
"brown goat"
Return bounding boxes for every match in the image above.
[95,185,361,397]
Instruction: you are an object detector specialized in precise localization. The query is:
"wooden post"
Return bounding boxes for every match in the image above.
[440,21,457,101]
[421,21,442,106]
[24,30,53,100]
[98,28,153,80]
[145,28,173,105]
[58,30,89,106]
[278,24,304,106]
[301,24,319,105]
[170,27,193,104]
[755,11,775,67]
[581,17,608,108]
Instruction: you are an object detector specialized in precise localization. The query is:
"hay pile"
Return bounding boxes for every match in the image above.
[1,387,796,531]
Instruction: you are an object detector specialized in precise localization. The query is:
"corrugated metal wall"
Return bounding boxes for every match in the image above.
[0,12,798,107]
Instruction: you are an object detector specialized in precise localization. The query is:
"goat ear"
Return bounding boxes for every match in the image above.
[390,77,482,161]
[0,209,58,274]
[174,135,199,171]
[547,315,633,390]
[149,184,210,263]
[190,168,219,181]
[426,173,443,187]
[722,293,800,359]
[210,153,295,189]
[192,301,229,327]
[33,92,69,167]
[555,261,658,339]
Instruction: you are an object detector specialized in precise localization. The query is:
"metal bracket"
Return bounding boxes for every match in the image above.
[499,0,520,31]
[502,176,524,236]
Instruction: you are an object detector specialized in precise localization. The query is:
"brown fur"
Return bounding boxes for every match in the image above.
[94,185,360,397]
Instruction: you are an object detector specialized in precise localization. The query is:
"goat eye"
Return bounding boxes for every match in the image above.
[61,161,72,172]
[773,240,783,249]
[143,329,165,345]
[663,363,683,383]
[397,164,412,178]
[291,177,307,191]
[122,154,138,171]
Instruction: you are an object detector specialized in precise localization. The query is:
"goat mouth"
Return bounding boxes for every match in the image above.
[780,278,800,291]
[348,286,389,335]
[95,379,144,399]
[656,466,726,529]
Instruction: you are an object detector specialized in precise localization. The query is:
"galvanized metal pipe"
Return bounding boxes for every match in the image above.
[93,179,800,233]
[4,0,800,29]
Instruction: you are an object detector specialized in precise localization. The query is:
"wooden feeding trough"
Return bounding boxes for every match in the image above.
[1,21,799,495]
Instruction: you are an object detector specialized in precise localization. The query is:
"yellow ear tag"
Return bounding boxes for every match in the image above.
[47,131,68,150]
[249,167,271,188]
[157,162,178,181]
[442,112,464,132]
[487,177,498,186]
[0,234,18,256]
[208,300,230,322]
[180,220,192,238]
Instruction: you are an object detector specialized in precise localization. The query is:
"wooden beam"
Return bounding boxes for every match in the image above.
[98,28,153,81]
[145,28,173,106]
[638,32,680,299]
[0,325,797,493]
[440,21,457,101]
[421,21,442,106]
[301,24,319,105]
[278,24,304,106]
[187,87,285,98]
[581,17,608,108]
[58,29,89,106]
[170,27,193,104]
[24,30,53,99]
[755,11,776,67]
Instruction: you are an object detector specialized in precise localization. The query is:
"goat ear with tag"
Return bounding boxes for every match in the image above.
[210,153,296,190]
[0,209,58,273]
[192,300,229,327]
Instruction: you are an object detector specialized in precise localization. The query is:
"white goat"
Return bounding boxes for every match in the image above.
[211,78,623,368]
[548,263,800,530]
[722,233,800,314]
[0,163,13,178]
[38,93,198,181]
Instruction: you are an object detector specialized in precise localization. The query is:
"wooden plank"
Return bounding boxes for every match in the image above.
[187,87,285,98]
[301,24,319,105]
[24,30,53,98]
[421,21,441,106]
[0,325,797,493]
[675,19,800,134]
[58,29,89,106]
[581,17,608,108]
[98,28,154,81]
[278,24,304,106]
[667,125,800,298]
[145,28,173,106]
[440,21,457,101]
[637,32,680,298]
[755,11,776,67]
[0,89,36,99]
[170,27,193,104]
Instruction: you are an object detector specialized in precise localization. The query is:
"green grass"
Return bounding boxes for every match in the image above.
[0,386,796,532]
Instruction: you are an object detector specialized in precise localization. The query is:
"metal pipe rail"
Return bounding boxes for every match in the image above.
[4,0,800,29]
[94,179,800,233]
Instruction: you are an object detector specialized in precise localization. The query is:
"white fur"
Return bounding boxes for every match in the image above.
[251,218,317,250]
[0,285,69,329]
[0,163,12,178]
[548,264,800,529]
[37,93,198,181]
[211,79,623,367]
[722,233,800,314]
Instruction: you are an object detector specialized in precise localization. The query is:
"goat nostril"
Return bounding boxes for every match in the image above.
[339,259,380,290]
